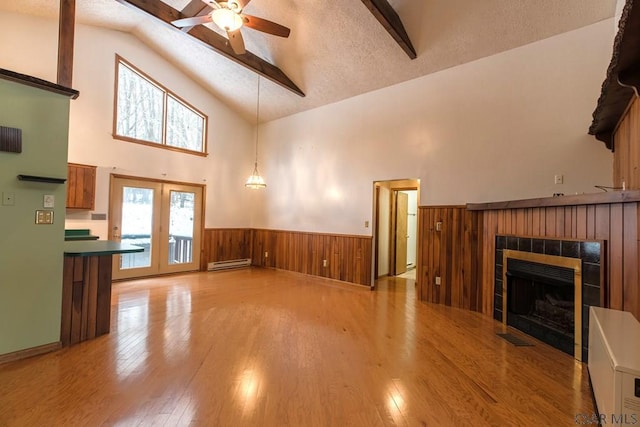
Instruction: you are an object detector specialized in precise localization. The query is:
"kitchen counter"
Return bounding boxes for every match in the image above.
[63,240,143,256]
[64,229,99,241]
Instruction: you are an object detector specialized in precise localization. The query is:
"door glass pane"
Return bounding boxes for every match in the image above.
[120,186,154,269]
[168,191,195,265]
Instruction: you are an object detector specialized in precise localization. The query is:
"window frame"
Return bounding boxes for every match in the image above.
[113,55,208,157]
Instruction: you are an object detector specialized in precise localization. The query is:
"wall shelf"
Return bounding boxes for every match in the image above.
[17,174,67,184]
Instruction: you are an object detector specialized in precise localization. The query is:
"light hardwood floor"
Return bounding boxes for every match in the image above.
[0,269,594,426]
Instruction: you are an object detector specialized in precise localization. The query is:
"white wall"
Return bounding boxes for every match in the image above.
[0,12,617,241]
[0,11,255,236]
[254,20,615,236]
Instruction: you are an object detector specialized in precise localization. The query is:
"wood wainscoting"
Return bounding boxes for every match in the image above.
[416,206,484,312]
[477,201,640,320]
[416,196,640,322]
[201,228,253,270]
[201,228,372,287]
[252,230,372,287]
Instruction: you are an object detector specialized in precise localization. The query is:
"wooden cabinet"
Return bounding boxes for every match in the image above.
[66,163,96,210]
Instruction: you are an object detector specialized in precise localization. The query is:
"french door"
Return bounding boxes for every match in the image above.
[109,176,203,280]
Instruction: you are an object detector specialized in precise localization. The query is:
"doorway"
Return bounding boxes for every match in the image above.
[109,175,204,280]
[372,179,419,289]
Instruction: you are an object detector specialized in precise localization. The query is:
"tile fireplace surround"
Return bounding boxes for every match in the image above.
[494,235,603,361]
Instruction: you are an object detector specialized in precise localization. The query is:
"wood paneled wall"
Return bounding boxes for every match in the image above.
[201,228,253,270]
[614,95,640,189]
[416,206,484,312]
[201,228,372,287]
[252,229,372,286]
[480,204,640,320]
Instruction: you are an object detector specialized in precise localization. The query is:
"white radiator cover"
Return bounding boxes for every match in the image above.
[588,307,640,421]
[208,258,251,271]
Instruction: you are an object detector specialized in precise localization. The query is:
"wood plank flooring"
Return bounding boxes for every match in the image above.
[0,269,594,426]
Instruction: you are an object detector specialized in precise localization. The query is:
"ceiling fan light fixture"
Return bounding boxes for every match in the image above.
[211,8,243,31]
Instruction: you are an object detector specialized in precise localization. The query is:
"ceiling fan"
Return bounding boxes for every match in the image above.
[171,0,291,55]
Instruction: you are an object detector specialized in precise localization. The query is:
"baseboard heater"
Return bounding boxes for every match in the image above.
[588,307,640,424]
[208,258,251,271]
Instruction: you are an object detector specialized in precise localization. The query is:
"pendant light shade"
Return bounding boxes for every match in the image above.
[245,162,266,189]
[246,76,266,189]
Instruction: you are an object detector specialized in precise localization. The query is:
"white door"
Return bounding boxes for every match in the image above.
[110,176,203,280]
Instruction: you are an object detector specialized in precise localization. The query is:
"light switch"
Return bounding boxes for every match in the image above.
[44,194,55,208]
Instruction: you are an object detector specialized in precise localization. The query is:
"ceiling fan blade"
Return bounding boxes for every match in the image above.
[227,29,246,55]
[242,14,290,38]
[172,15,213,28]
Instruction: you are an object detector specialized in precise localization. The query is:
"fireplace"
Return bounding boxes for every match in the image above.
[494,236,603,361]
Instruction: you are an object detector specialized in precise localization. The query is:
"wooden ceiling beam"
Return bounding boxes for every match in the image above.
[179,0,211,33]
[181,0,209,17]
[57,0,76,87]
[360,0,416,59]
[114,0,305,97]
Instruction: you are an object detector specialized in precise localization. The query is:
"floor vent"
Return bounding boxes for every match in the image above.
[497,333,534,347]
[208,258,251,271]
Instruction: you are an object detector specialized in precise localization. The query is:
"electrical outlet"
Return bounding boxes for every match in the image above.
[35,210,54,224]
[435,276,441,285]
[554,174,564,185]
[436,222,442,232]
[323,259,328,267]
[264,251,269,258]
[364,220,369,228]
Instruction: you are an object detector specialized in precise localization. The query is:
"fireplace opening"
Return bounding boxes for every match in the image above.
[495,237,603,362]
[505,257,578,358]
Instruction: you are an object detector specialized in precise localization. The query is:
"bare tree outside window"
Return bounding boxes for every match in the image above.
[166,95,204,152]
[114,56,207,155]
[116,64,163,144]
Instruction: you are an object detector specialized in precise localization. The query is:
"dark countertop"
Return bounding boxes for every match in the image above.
[63,241,144,256]
[64,229,99,241]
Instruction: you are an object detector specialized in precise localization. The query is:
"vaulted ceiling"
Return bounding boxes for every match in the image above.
[0,0,616,122]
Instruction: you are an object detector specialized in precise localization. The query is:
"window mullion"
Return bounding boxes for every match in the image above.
[162,91,168,146]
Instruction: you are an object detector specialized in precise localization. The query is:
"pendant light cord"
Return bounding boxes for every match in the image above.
[254,75,260,165]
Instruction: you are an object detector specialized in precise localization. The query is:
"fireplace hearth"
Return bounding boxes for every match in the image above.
[494,236,603,361]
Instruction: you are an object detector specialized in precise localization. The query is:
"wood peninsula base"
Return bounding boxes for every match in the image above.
[61,241,142,347]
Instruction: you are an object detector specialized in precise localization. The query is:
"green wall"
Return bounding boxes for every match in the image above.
[0,79,70,355]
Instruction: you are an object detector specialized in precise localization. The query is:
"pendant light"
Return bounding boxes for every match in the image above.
[245,75,267,189]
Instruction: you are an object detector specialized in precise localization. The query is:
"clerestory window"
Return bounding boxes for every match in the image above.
[114,55,207,156]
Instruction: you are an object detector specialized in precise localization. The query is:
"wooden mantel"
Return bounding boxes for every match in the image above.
[467,190,640,210]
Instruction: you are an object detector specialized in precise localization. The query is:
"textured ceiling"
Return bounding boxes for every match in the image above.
[0,0,616,123]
